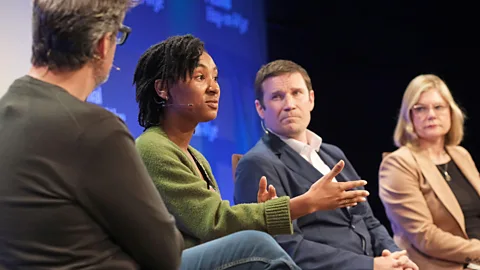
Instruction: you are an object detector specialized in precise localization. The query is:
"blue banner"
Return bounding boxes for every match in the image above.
[87,0,266,203]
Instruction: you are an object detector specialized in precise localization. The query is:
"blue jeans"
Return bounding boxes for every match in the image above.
[180,230,300,270]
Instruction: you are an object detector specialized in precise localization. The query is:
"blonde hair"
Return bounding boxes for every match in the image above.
[393,74,465,147]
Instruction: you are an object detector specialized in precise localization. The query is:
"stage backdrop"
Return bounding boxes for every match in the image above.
[0,1,32,97]
[87,0,266,203]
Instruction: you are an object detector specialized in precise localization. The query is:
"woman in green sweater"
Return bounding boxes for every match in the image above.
[133,34,369,252]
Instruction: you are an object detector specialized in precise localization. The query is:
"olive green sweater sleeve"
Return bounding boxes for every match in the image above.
[136,127,292,248]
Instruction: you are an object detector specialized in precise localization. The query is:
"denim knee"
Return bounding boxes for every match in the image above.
[235,230,278,245]
[232,230,286,255]
[225,230,298,269]
[180,230,299,270]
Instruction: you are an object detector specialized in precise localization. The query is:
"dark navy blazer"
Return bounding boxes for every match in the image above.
[234,132,399,270]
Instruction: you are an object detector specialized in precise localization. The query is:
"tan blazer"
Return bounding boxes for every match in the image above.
[379,145,480,270]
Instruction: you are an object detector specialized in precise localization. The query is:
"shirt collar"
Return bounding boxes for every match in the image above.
[269,129,323,154]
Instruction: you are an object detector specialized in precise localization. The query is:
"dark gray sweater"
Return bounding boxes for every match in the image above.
[0,76,183,269]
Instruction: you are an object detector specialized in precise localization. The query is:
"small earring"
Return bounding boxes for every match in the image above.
[154,97,166,107]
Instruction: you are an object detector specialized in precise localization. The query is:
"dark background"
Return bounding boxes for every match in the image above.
[264,1,480,233]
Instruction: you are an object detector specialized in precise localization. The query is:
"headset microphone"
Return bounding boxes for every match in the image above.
[112,63,121,71]
[163,103,194,107]
[93,54,120,71]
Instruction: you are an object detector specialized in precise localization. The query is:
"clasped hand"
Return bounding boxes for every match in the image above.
[374,250,418,270]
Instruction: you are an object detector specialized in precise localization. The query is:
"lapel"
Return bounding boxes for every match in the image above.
[318,149,348,183]
[262,132,323,184]
[318,148,352,217]
[410,147,466,235]
[262,132,351,218]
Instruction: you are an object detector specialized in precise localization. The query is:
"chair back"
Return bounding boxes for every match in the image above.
[231,154,243,183]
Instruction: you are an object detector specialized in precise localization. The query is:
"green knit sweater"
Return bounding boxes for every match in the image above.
[135,126,293,249]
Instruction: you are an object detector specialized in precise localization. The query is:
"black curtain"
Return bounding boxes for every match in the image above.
[264,0,480,233]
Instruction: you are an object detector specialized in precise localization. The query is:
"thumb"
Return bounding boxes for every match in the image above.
[258,176,267,193]
[382,249,391,257]
[323,160,344,183]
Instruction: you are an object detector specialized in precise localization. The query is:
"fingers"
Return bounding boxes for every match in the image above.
[403,259,418,270]
[257,176,267,195]
[322,160,345,183]
[268,184,277,199]
[339,179,368,190]
[393,255,409,267]
[340,199,358,207]
[342,190,369,202]
[388,250,409,268]
[381,249,391,257]
[389,250,407,259]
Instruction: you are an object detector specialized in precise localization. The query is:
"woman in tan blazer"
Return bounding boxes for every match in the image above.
[379,74,480,270]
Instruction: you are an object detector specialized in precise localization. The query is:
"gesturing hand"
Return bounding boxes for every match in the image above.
[257,176,277,203]
[306,160,369,211]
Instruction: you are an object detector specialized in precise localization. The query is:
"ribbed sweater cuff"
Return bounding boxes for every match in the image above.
[264,196,293,235]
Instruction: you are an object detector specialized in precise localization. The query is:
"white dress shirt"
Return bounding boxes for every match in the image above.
[271,129,338,182]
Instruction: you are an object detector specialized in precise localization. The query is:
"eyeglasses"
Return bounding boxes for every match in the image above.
[116,24,131,45]
[411,103,449,118]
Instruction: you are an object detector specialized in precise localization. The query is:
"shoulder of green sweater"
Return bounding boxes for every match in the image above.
[135,126,181,159]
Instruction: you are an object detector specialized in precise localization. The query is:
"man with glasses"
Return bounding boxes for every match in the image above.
[0,0,185,269]
[0,1,303,269]
[117,24,132,46]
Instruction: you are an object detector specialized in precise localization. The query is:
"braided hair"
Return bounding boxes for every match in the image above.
[133,34,204,129]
